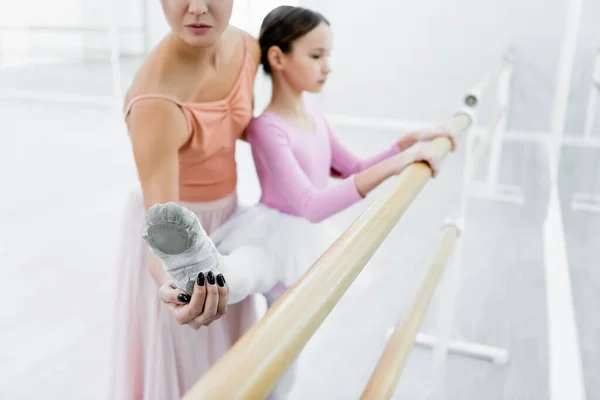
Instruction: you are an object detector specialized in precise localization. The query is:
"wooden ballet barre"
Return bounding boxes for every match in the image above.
[181,110,472,400]
[361,220,460,400]
[359,107,505,399]
[464,48,515,107]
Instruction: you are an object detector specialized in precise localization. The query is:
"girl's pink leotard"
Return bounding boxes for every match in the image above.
[247,102,400,223]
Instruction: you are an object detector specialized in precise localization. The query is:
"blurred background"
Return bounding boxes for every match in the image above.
[0,0,598,399]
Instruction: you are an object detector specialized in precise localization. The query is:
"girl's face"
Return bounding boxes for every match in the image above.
[280,22,333,93]
[161,0,234,47]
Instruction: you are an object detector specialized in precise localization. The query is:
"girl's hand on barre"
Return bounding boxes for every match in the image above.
[158,272,229,329]
[398,125,457,152]
[390,141,443,177]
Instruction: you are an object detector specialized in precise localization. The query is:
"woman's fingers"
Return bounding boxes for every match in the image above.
[159,272,229,329]
[215,274,229,320]
[159,281,191,305]
[170,273,206,325]
[188,272,220,329]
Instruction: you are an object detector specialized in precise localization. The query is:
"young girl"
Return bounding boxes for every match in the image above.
[213,4,456,298]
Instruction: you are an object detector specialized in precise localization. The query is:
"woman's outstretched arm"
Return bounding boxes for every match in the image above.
[127,99,228,328]
[127,98,187,285]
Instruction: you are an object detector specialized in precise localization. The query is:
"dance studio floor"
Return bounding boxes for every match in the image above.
[0,59,598,400]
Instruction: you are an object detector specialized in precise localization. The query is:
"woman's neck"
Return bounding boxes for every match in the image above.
[267,74,306,117]
[167,32,221,67]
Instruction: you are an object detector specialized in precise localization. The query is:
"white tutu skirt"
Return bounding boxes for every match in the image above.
[210,204,343,291]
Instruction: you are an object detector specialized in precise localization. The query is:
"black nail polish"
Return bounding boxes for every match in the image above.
[178,293,190,303]
[197,272,205,286]
[207,271,216,285]
[216,274,225,287]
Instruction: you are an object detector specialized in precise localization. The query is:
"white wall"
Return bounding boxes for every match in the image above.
[3,0,597,134]
[0,0,84,63]
[299,0,600,134]
[0,0,145,62]
[144,0,169,51]
[80,0,145,58]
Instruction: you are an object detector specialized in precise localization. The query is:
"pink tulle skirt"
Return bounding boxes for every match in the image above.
[107,189,259,400]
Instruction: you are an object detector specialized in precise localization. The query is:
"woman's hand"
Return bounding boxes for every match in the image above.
[390,141,444,177]
[158,272,229,329]
[398,125,457,152]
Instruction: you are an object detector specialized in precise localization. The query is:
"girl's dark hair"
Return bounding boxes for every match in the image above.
[258,6,330,74]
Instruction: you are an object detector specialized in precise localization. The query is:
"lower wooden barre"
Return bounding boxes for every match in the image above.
[360,108,503,398]
[360,223,460,400]
[181,112,472,400]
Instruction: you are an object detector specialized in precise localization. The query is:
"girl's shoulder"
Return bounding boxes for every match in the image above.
[248,111,286,131]
[246,111,293,144]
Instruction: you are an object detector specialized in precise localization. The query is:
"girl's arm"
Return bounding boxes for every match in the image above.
[324,118,401,178]
[249,122,399,223]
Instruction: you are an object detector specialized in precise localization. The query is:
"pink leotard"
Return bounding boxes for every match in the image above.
[247,102,400,223]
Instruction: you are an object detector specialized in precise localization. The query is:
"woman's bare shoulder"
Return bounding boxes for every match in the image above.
[246,32,261,66]
[123,40,190,146]
[124,55,164,107]
[125,92,190,153]
[228,25,260,66]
